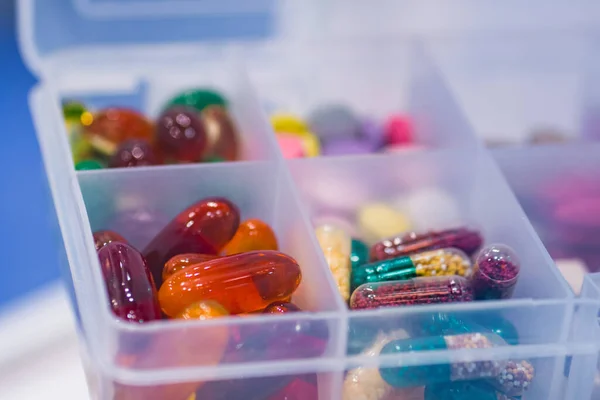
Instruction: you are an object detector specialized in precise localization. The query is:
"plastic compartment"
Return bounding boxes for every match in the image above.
[247,39,478,152]
[493,144,600,276]
[429,33,591,145]
[19,0,600,399]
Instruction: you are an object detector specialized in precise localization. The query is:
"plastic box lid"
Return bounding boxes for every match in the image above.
[18,0,600,77]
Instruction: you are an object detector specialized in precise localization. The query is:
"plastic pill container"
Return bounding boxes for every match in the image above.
[17,0,600,398]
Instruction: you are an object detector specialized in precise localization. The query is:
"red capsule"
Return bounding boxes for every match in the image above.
[98,242,161,323]
[143,197,240,288]
[109,139,158,168]
[93,230,126,251]
[263,301,301,314]
[156,107,208,163]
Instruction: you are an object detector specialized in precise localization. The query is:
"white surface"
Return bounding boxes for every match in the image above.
[0,285,89,400]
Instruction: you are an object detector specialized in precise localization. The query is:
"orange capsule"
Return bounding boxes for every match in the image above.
[222,218,279,255]
[159,250,302,317]
[176,300,229,320]
[163,253,219,282]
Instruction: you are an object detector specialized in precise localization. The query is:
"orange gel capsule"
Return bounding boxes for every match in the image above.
[143,197,240,289]
[222,218,279,255]
[159,250,302,317]
[176,300,229,320]
[163,253,219,282]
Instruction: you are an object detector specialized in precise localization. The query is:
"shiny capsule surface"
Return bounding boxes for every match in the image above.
[176,300,229,320]
[159,251,302,317]
[380,332,507,388]
[143,197,240,288]
[109,139,158,168]
[472,245,520,300]
[352,248,472,290]
[370,227,483,261]
[93,230,126,251]
[83,108,154,156]
[164,89,227,112]
[163,253,219,282]
[156,107,207,163]
[201,106,239,161]
[98,242,161,323]
[350,276,473,310]
[263,301,301,314]
[222,218,279,255]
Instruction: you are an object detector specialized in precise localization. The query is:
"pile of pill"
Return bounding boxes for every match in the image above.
[310,190,531,400]
[93,197,324,399]
[63,88,240,170]
[270,105,420,158]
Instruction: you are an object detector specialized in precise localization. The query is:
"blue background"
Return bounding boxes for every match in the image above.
[0,0,63,309]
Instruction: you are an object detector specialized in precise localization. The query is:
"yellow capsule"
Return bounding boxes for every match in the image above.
[357,202,412,244]
[296,130,321,157]
[315,224,351,300]
[271,113,309,134]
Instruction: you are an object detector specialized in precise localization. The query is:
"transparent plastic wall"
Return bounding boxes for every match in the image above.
[21,0,600,399]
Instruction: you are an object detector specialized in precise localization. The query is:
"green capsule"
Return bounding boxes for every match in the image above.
[424,381,507,400]
[75,159,105,171]
[350,238,369,270]
[62,101,87,123]
[164,89,227,112]
[351,256,416,291]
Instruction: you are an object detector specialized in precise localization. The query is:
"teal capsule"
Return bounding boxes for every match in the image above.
[75,159,105,170]
[351,248,472,291]
[379,332,507,388]
[424,381,513,400]
[410,313,519,345]
[351,256,415,291]
[350,239,369,270]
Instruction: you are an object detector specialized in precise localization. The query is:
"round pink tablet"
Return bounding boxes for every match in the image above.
[277,133,306,158]
[384,114,414,145]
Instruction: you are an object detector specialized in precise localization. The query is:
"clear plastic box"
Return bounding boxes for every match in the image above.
[18,0,600,398]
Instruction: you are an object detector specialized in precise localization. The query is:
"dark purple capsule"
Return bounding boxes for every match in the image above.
[370,227,483,261]
[156,107,207,163]
[472,245,520,300]
[98,242,161,323]
[109,139,158,168]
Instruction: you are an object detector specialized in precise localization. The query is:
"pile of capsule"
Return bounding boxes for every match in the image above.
[315,206,521,309]
[93,197,324,400]
[270,105,420,158]
[315,194,529,400]
[63,88,240,170]
[343,314,534,400]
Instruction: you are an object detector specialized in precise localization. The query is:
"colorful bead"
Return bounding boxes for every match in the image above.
[315,224,352,300]
[472,245,520,300]
[350,276,473,310]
